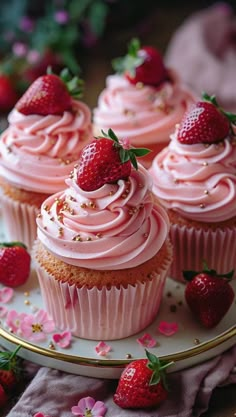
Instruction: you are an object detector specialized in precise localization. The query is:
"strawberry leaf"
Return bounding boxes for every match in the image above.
[112,38,144,76]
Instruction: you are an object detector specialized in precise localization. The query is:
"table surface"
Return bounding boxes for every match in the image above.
[1,4,236,415]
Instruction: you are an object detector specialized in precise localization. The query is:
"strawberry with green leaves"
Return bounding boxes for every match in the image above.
[15,68,83,116]
[0,345,22,393]
[184,262,235,328]
[0,242,31,287]
[112,38,168,87]
[177,93,236,145]
[113,350,173,409]
[76,128,150,191]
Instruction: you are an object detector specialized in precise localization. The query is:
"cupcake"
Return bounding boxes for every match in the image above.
[33,129,172,340]
[93,38,196,168]
[149,93,236,283]
[0,69,92,250]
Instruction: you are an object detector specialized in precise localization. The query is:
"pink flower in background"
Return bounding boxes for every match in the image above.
[12,42,28,57]
[52,331,71,348]
[137,333,156,348]
[20,309,55,342]
[6,310,27,333]
[54,10,69,24]
[157,321,179,336]
[95,341,111,356]
[19,16,34,32]
[27,50,41,64]
[72,396,107,417]
[0,287,14,303]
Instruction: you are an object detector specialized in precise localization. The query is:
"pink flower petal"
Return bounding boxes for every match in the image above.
[95,341,111,356]
[33,413,51,417]
[137,333,156,348]
[71,396,107,417]
[0,287,14,303]
[52,331,71,348]
[6,310,27,332]
[157,321,179,336]
[0,306,8,317]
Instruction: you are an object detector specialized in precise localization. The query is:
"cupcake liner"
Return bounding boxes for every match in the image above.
[34,240,172,341]
[1,193,39,251]
[169,223,236,283]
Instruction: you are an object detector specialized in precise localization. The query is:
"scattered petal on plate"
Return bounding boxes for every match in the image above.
[0,287,14,303]
[157,321,179,336]
[52,331,72,348]
[95,341,111,356]
[136,333,156,348]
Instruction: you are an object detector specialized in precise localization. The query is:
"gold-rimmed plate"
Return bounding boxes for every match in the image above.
[0,270,235,379]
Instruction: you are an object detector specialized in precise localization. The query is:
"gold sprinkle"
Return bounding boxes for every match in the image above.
[136,82,143,89]
[43,226,47,230]
[65,159,71,165]
[175,123,180,129]
[24,300,30,305]
[125,353,132,359]
[88,201,96,209]
[37,213,42,218]
[50,217,54,221]
[109,191,114,196]
[123,109,135,117]
[96,233,102,238]
[202,162,208,166]
[194,338,200,345]
[174,178,179,184]
[49,342,56,350]
[72,235,82,242]
[55,198,61,203]
[80,203,87,208]
[6,146,12,153]
[200,203,205,209]
[68,196,76,201]
[58,227,63,232]
[43,205,49,211]
[57,215,63,221]
[69,172,74,179]
[74,163,79,168]
[204,190,209,195]
[87,237,92,241]
[24,291,30,297]
[69,209,74,215]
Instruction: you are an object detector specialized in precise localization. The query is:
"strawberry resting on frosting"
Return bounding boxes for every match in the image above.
[177,93,236,145]
[112,38,168,87]
[15,68,84,116]
[77,128,150,191]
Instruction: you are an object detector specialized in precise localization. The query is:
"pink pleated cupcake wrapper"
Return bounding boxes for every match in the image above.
[1,193,39,251]
[34,240,173,341]
[169,224,236,283]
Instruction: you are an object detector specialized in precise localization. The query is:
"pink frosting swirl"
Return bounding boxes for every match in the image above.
[37,164,169,270]
[0,100,92,193]
[93,70,195,145]
[150,132,236,222]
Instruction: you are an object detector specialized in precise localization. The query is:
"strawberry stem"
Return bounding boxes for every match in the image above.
[145,349,174,388]
[0,345,21,371]
[0,241,27,249]
[183,259,234,282]
[112,38,144,76]
[202,92,236,125]
[99,128,150,170]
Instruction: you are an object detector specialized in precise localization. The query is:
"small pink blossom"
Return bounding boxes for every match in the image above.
[54,10,69,24]
[157,321,179,336]
[12,42,28,57]
[27,49,41,64]
[33,413,51,417]
[137,333,156,348]
[0,306,8,318]
[52,331,71,348]
[6,310,27,333]
[0,287,14,303]
[95,341,111,356]
[71,396,107,417]
[20,309,55,342]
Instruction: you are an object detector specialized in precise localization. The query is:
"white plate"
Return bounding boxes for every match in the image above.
[0,267,235,379]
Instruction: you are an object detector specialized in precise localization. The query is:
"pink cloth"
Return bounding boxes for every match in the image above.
[165,2,236,112]
[6,345,236,417]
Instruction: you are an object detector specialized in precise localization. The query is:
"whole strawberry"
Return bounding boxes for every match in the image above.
[0,346,22,393]
[112,38,168,87]
[184,262,235,328]
[113,350,173,409]
[177,93,236,144]
[0,242,31,287]
[15,68,83,116]
[77,128,150,191]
